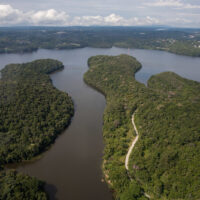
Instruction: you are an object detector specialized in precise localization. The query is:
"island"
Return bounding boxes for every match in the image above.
[0,59,74,199]
[84,54,200,199]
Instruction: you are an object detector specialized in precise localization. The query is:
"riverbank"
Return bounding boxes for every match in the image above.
[84,54,147,199]
[1,27,200,57]
[84,54,200,199]
[1,47,200,199]
[0,59,74,199]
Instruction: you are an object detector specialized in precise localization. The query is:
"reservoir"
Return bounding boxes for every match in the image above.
[1,47,200,200]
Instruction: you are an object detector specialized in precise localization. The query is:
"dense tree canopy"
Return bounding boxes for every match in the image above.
[84,54,148,199]
[0,59,74,165]
[0,59,74,198]
[0,170,47,200]
[84,54,200,199]
[130,72,200,199]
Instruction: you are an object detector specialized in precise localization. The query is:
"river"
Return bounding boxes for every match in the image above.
[1,47,200,200]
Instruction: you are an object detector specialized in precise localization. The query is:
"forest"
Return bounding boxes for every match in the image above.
[0,170,47,200]
[84,54,148,199]
[0,26,200,57]
[130,72,200,199]
[0,59,74,198]
[84,54,200,199]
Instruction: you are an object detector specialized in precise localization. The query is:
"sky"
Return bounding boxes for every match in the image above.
[0,0,200,27]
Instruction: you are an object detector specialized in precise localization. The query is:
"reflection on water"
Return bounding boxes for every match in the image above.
[1,47,200,200]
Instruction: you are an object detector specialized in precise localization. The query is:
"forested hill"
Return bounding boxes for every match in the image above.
[130,72,200,199]
[84,54,200,199]
[0,59,74,199]
[0,27,200,57]
[84,54,148,200]
[0,59,74,165]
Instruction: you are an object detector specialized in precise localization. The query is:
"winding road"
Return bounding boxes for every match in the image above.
[125,113,139,170]
[125,113,151,199]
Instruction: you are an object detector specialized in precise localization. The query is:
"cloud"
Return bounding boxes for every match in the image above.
[71,14,160,26]
[180,4,200,9]
[143,0,200,9]
[30,9,70,25]
[144,0,182,7]
[146,16,159,24]
[0,4,70,26]
[0,4,20,18]
[104,14,124,24]
[0,4,161,26]
[0,4,24,24]
[72,14,126,26]
[72,15,104,26]
[0,3,199,27]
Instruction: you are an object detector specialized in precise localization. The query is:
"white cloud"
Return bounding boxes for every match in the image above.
[144,0,182,7]
[179,3,200,9]
[71,14,160,26]
[0,4,161,26]
[72,15,104,26]
[146,16,159,24]
[30,9,70,25]
[144,0,200,9]
[0,4,20,17]
[71,14,128,26]
[0,3,199,27]
[0,4,24,24]
[104,14,124,24]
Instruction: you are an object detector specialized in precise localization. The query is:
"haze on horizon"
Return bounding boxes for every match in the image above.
[0,0,200,28]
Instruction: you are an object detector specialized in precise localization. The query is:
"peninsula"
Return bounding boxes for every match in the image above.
[84,54,200,199]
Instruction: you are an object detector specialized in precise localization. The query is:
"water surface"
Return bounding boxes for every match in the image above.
[1,47,200,200]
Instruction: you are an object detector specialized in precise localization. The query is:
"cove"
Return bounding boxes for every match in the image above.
[1,47,200,200]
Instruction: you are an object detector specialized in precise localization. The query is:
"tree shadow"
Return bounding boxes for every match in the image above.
[45,183,58,200]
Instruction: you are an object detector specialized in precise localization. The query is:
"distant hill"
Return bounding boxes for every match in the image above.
[0,26,200,56]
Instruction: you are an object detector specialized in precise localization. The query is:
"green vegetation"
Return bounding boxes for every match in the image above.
[169,41,200,56]
[0,59,74,198]
[0,170,47,200]
[84,54,200,199]
[130,72,200,199]
[0,26,200,57]
[84,54,148,199]
[0,59,74,164]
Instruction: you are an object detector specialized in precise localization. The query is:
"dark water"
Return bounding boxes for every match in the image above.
[1,47,200,200]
